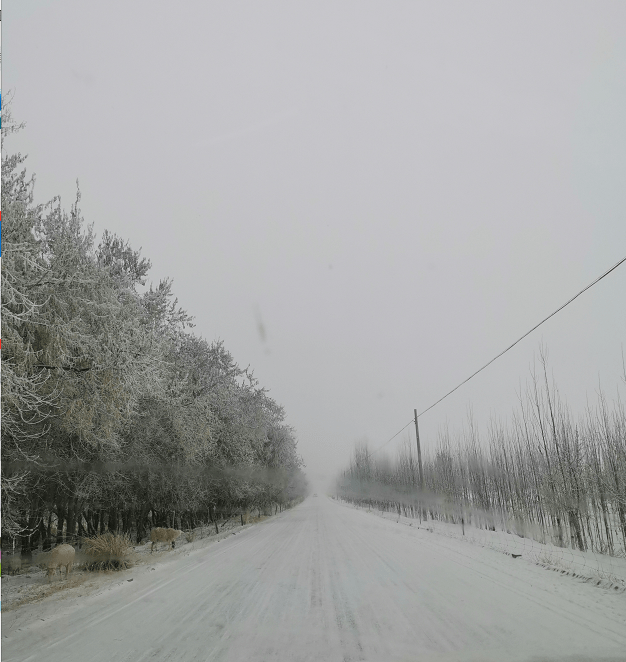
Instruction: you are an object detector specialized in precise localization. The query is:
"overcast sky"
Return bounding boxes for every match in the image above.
[5,1,626,491]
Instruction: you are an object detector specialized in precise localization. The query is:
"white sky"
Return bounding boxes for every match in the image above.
[5,1,626,492]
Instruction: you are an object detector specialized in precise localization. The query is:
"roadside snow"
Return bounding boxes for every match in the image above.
[1,517,253,614]
[338,497,626,592]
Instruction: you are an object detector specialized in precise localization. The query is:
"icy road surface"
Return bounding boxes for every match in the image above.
[3,496,626,662]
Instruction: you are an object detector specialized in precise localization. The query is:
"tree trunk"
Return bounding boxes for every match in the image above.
[56,504,67,545]
[42,512,53,552]
[123,509,132,536]
[136,515,145,545]
[76,513,85,542]
[85,510,97,536]
[618,505,626,552]
[66,501,77,544]
[29,511,42,550]
[19,511,36,568]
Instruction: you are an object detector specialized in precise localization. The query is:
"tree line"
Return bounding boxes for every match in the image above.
[336,351,626,557]
[1,104,307,555]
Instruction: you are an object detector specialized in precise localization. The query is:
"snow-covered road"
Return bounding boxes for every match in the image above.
[3,496,626,662]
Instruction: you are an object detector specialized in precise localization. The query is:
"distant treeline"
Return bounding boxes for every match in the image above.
[1,105,307,552]
[336,353,626,557]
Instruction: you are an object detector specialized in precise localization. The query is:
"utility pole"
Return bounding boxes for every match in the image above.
[414,409,424,491]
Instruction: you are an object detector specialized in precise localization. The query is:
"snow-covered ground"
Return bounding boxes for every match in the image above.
[338,497,626,591]
[1,515,249,613]
[2,495,626,662]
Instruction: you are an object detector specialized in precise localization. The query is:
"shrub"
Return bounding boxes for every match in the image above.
[82,532,133,571]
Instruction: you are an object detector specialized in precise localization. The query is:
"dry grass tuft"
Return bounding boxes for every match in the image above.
[82,532,134,571]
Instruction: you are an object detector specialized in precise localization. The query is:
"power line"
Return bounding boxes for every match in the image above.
[415,254,626,419]
[367,419,414,458]
[366,253,626,458]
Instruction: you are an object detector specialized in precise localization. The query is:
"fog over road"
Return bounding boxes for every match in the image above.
[4,496,626,662]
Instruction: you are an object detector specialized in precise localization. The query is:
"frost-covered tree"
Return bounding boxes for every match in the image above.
[2,103,306,549]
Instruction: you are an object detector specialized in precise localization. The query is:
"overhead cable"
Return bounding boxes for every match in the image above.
[415,254,626,419]
[368,419,414,458]
[366,253,626,458]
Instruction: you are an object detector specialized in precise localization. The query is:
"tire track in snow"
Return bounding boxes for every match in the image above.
[330,498,626,649]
